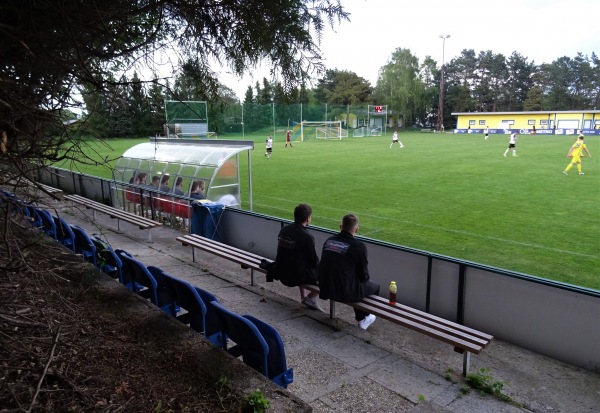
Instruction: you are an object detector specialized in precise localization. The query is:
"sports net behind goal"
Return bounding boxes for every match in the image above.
[301,121,346,141]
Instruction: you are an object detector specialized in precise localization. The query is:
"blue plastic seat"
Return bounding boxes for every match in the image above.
[243,315,294,388]
[115,249,136,288]
[157,270,224,345]
[91,236,122,279]
[37,209,57,240]
[70,225,97,266]
[52,215,75,251]
[24,205,43,228]
[115,253,176,315]
[210,302,293,387]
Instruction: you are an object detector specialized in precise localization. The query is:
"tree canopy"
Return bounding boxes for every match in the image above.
[0,0,348,177]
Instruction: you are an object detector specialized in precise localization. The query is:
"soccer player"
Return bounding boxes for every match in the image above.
[285,130,293,147]
[265,135,273,159]
[562,131,592,175]
[484,126,489,140]
[390,131,404,148]
[503,131,518,157]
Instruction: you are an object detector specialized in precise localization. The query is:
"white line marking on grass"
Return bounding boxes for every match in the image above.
[257,197,598,260]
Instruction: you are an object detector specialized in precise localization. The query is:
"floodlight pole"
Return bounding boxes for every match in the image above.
[437,35,450,132]
[272,101,275,138]
[241,102,245,140]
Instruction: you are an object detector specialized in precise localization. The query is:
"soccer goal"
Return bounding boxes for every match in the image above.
[300,121,346,141]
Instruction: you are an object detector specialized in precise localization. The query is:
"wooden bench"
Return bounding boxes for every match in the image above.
[65,194,161,242]
[176,234,493,375]
[11,179,64,198]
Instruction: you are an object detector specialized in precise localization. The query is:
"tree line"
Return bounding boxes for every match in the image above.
[80,48,599,138]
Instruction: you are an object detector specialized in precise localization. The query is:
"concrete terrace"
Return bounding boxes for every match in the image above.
[55,198,600,413]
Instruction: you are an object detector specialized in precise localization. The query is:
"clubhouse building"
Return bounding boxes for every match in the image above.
[452,110,600,135]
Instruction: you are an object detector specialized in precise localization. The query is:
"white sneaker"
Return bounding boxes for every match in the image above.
[579,172,584,175]
[562,171,568,175]
[302,297,325,312]
[358,314,376,330]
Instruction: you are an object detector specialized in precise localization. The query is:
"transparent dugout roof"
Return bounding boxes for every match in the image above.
[114,138,254,208]
[120,139,253,168]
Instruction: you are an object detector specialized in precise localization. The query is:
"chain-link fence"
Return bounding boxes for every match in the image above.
[213,103,396,137]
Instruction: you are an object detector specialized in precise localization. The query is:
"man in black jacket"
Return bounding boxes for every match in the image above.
[318,214,379,330]
[274,204,323,311]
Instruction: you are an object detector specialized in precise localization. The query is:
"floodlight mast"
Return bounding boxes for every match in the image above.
[437,35,450,132]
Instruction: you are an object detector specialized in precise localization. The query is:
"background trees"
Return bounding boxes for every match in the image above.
[0,0,349,179]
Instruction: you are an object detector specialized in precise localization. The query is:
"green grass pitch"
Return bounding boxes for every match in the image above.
[59,131,600,290]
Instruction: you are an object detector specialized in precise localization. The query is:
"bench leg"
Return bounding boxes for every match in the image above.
[329,300,336,319]
[191,246,196,263]
[462,352,471,377]
[250,268,255,286]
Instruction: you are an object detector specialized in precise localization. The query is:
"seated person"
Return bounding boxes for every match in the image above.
[273,204,323,311]
[318,213,379,330]
[159,175,170,192]
[150,175,160,188]
[190,181,205,200]
[173,177,185,196]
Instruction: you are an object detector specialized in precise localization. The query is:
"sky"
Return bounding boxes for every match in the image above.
[221,0,599,99]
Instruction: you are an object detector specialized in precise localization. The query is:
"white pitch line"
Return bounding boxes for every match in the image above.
[255,196,599,260]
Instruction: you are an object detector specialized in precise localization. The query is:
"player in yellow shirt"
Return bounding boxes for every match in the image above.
[562,132,592,175]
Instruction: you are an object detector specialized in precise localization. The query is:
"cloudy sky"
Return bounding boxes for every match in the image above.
[223,0,599,98]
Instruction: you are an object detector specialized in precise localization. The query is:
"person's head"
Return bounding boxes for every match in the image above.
[341,213,359,235]
[151,175,160,186]
[578,135,584,141]
[161,175,169,185]
[191,180,205,193]
[137,172,147,184]
[293,203,312,225]
[175,177,183,187]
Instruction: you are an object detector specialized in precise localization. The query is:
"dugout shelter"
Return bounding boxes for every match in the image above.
[112,138,254,210]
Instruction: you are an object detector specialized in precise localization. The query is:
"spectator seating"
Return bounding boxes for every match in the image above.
[116,251,177,315]
[91,236,123,280]
[52,215,76,250]
[210,301,293,388]
[71,225,97,266]
[154,268,224,346]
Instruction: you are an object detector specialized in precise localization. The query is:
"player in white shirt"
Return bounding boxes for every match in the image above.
[265,135,273,159]
[390,131,404,148]
[503,132,518,157]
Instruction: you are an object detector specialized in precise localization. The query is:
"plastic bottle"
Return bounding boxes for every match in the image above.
[389,281,397,305]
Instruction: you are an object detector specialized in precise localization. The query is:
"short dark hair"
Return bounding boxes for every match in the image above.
[175,177,183,186]
[341,214,359,232]
[293,204,312,224]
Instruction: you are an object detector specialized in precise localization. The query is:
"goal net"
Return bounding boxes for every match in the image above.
[300,121,346,141]
[353,126,382,137]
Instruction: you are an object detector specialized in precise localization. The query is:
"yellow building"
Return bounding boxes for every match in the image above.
[452,110,600,135]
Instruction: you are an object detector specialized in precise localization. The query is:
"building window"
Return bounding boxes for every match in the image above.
[479,120,486,125]
[469,120,476,125]
[501,120,515,125]
[528,120,536,125]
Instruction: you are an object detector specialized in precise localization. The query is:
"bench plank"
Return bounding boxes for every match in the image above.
[65,194,161,240]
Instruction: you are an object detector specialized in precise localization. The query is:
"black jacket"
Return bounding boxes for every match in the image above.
[274,223,319,287]
[318,231,370,302]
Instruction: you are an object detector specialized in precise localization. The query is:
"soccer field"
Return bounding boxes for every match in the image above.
[58,131,600,290]
[238,131,599,290]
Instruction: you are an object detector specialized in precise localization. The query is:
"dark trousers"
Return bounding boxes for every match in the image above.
[354,280,380,321]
